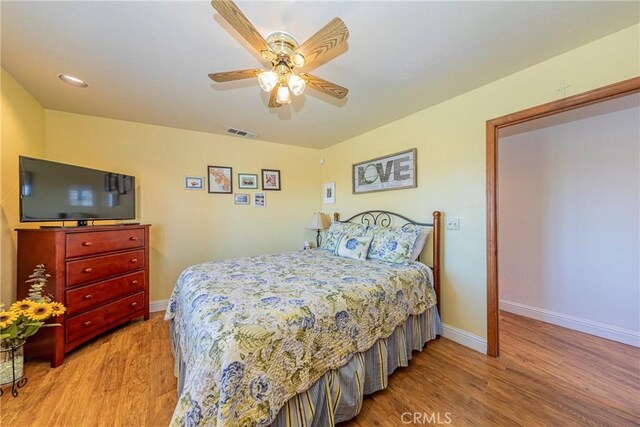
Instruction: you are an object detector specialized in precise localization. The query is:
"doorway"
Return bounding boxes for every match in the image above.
[486,77,640,357]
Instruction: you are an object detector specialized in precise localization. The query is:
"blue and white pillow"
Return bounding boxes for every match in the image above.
[366,225,421,264]
[334,234,373,260]
[321,222,368,251]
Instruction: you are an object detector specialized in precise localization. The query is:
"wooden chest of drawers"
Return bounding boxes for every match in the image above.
[16,225,150,367]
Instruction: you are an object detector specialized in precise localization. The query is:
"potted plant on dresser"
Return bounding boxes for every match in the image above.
[0,264,65,397]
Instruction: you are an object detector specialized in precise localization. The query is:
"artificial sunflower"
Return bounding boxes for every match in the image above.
[49,302,66,316]
[10,299,36,315]
[26,303,53,321]
[0,311,18,329]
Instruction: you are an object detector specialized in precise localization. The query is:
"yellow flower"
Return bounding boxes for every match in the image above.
[26,303,53,321]
[0,311,18,329]
[49,302,66,316]
[10,299,36,315]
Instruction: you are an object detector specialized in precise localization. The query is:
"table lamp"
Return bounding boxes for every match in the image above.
[306,212,330,248]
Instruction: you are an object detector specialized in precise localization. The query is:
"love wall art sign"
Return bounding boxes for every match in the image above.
[352,148,417,194]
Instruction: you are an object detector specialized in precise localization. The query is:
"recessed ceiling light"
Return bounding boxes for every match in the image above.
[57,73,88,88]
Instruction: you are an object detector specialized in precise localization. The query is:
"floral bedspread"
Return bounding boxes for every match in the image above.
[165,249,436,427]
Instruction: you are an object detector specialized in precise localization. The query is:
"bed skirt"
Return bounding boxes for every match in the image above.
[170,306,441,427]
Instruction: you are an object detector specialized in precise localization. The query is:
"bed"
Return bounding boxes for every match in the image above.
[165,210,442,427]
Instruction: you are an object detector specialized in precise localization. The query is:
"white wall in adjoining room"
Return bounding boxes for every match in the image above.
[498,93,640,347]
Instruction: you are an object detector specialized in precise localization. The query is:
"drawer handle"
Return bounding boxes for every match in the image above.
[83,267,93,273]
[83,321,92,327]
[82,241,92,247]
[130,280,139,285]
[130,259,138,264]
[83,294,93,300]
[129,236,138,241]
[130,302,139,308]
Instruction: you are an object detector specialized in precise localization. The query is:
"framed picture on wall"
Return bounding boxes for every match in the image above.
[234,193,250,205]
[238,173,258,189]
[262,169,281,191]
[323,182,335,204]
[208,166,233,194]
[254,192,266,207]
[185,176,204,190]
[352,148,417,194]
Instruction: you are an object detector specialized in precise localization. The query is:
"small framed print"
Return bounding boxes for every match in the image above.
[323,182,335,204]
[185,176,204,190]
[238,173,258,189]
[254,192,266,207]
[208,166,232,194]
[234,193,250,205]
[262,169,281,191]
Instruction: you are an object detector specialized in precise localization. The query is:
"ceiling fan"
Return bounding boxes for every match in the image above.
[208,0,349,108]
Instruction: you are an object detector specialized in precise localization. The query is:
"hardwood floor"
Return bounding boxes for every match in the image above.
[2,311,638,426]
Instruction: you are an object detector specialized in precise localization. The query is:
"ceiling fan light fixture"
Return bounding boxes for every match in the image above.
[208,0,349,108]
[276,85,292,104]
[288,74,306,96]
[257,71,278,92]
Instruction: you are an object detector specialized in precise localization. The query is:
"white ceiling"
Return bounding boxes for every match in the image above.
[2,1,638,149]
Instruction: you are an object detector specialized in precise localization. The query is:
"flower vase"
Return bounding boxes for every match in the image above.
[0,344,25,387]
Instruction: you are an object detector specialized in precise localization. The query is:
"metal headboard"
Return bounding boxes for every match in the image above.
[333,210,442,316]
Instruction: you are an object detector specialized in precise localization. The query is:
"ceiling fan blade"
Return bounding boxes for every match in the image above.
[208,69,262,82]
[268,87,281,108]
[211,0,270,54]
[301,73,348,99]
[295,18,349,67]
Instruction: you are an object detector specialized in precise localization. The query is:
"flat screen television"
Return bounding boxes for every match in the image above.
[19,156,136,225]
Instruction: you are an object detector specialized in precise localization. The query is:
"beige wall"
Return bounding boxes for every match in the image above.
[44,111,322,300]
[320,24,640,339]
[1,69,46,305]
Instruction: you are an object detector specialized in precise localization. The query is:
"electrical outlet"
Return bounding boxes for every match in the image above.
[446,217,460,230]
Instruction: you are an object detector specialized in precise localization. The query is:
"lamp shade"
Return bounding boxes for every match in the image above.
[288,74,306,96]
[276,85,292,104]
[257,71,277,92]
[307,212,330,230]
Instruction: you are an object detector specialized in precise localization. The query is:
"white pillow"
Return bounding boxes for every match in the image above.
[410,227,431,261]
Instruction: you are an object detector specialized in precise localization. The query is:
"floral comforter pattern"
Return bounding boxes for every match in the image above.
[165,250,436,427]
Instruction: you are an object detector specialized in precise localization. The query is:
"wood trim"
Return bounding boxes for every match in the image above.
[486,119,499,357]
[490,77,640,128]
[432,211,441,316]
[486,76,640,357]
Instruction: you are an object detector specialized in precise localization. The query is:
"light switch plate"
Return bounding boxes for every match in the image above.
[446,217,460,230]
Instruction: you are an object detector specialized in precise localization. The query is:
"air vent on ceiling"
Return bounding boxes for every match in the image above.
[226,127,257,139]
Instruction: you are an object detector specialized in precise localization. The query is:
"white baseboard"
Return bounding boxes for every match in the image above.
[150,298,169,313]
[500,299,640,347]
[441,323,487,354]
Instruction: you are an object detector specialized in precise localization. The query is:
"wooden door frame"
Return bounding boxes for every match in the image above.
[486,76,640,357]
